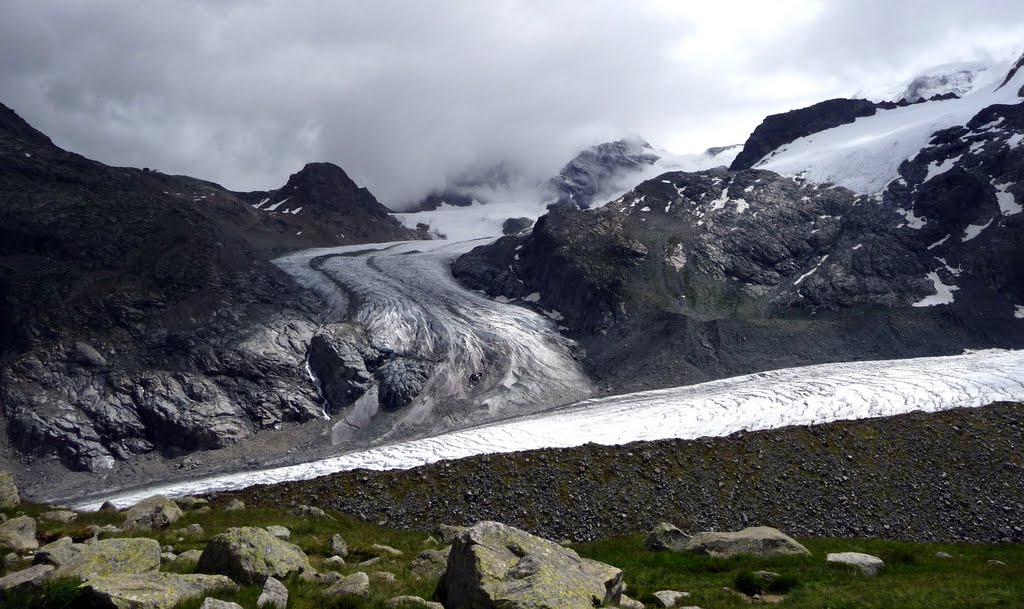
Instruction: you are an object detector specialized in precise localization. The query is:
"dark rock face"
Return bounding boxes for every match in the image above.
[240,402,1024,544]
[730,99,877,170]
[548,138,660,208]
[0,102,416,473]
[454,95,1024,390]
[501,217,534,235]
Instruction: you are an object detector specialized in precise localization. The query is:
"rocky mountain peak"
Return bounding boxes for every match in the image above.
[0,102,54,149]
[548,137,661,209]
[277,162,392,214]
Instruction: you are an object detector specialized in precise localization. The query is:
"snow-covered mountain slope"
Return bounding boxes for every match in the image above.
[395,144,740,242]
[757,55,1024,194]
[856,61,998,103]
[72,349,1024,509]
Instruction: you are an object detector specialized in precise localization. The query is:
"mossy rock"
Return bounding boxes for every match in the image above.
[196,527,312,585]
[52,538,161,581]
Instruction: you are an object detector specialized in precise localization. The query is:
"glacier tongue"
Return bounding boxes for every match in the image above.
[74,349,1024,510]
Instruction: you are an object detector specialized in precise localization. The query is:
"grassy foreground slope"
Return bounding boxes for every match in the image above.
[3,501,1022,609]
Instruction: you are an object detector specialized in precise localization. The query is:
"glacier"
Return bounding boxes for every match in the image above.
[73,348,1024,510]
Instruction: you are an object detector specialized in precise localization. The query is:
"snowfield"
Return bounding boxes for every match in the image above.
[75,349,1024,509]
[759,58,1024,194]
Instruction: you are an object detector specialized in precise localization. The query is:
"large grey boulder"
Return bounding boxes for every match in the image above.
[827,552,885,576]
[200,599,243,609]
[257,576,289,609]
[0,472,19,509]
[324,571,370,599]
[444,521,623,609]
[0,516,37,552]
[0,564,54,600]
[52,538,161,581]
[265,525,290,540]
[196,527,312,584]
[645,522,689,552]
[80,573,238,609]
[123,496,183,531]
[34,537,81,566]
[683,527,810,558]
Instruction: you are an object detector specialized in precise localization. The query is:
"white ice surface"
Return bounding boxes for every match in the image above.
[72,349,1024,510]
[759,59,1024,195]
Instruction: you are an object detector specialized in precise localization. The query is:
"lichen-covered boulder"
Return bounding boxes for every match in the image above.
[196,527,312,585]
[683,526,810,558]
[0,473,20,509]
[436,524,467,545]
[0,564,54,600]
[52,538,161,581]
[80,573,238,609]
[644,522,689,552]
[123,496,183,531]
[827,552,885,576]
[265,526,290,540]
[0,516,37,553]
[175,550,203,565]
[444,521,623,609]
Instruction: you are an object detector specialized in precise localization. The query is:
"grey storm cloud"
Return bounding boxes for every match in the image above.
[1,0,1023,208]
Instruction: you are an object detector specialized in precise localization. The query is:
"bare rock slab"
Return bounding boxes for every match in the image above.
[123,496,183,531]
[684,527,810,558]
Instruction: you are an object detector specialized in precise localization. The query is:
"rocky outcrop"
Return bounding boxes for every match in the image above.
[683,527,810,558]
[827,552,885,576]
[730,98,877,170]
[0,516,37,553]
[123,496,182,531]
[240,402,1024,544]
[34,537,80,567]
[52,538,162,581]
[0,472,19,508]
[80,573,238,609]
[443,521,623,609]
[196,527,312,584]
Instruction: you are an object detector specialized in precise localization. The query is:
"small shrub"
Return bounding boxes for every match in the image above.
[767,574,800,594]
[734,571,764,596]
[886,547,918,565]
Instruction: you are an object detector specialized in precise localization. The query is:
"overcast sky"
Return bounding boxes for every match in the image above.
[2,1,1023,207]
